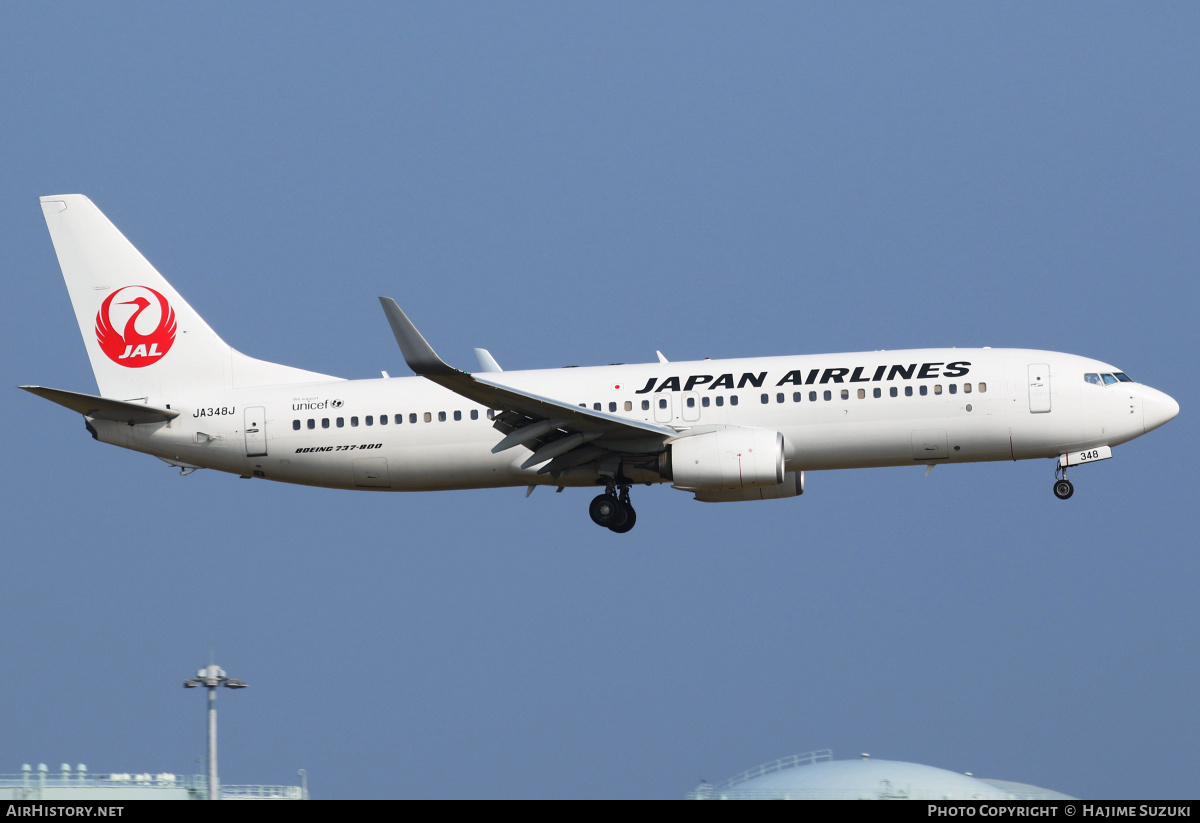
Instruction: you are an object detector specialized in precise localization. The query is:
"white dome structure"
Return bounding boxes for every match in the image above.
[688,750,1075,800]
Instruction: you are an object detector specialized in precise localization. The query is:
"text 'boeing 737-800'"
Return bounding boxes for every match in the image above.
[22,195,1179,533]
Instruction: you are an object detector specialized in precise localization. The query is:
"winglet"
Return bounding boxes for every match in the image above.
[378,297,459,377]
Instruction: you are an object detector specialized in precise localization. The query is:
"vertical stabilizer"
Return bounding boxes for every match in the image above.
[40,195,337,400]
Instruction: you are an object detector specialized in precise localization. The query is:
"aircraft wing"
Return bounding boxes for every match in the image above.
[20,385,179,424]
[379,298,674,473]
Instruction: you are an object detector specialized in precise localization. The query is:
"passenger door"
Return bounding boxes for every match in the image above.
[1028,364,1051,413]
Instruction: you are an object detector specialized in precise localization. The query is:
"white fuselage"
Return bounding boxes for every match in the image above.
[89,347,1176,493]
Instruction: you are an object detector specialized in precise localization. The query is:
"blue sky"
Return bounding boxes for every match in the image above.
[2,3,1196,799]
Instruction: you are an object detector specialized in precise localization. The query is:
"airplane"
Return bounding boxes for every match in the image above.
[22,195,1179,533]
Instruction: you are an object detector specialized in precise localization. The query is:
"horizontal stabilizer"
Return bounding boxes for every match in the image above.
[20,385,179,424]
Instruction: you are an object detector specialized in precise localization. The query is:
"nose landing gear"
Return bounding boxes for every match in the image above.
[589,483,637,532]
[1053,465,1074,500]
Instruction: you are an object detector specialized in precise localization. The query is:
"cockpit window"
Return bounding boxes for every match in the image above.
[1102,374,1118,385]
[1084,373,1102,385]
[1114,372,1133,383]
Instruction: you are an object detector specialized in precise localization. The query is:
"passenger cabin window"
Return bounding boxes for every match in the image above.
[470,410,479,420]
[454,411,462,421]
[934,385,942,395]
[336,417,344,428]
[890,387,897,397]
[394,414,403,424]
[949,384,957,395]
[793,392,802,402]
[809,391,817,401]
[658,398,668,409]
[366,416,373,426]
[823,390,832,401]
[857,389,865,399]
[715,396,724,407]
[920,386,928,396]
[292,420,300,430]
[423,412,431,423]
[624,401,632,411]
[322,418,330,428]
[873,388,881,398]
[641,400,650,411]
[963,383,972,394]
[687,397,696,408]
[978,383,987,393]
[730,396,738,406]
[609,402,617,412]
[840,389,849,400]
[409,413,418,424]
[905,387,913,397]
[702,397,710,408]
[307,419,315,429]
[379,414,387,425]
[351,416,359,426]
[761,394,769,405]
[438,412,446,422]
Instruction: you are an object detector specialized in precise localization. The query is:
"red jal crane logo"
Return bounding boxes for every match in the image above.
[95,286,177,367]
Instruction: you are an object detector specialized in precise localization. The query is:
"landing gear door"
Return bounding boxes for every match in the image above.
[1028,364,1051,414]
[244,406,267,457]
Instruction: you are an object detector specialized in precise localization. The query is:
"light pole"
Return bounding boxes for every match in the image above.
[184,664,247,800]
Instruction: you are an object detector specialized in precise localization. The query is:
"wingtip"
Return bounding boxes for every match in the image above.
[377,297,458,376]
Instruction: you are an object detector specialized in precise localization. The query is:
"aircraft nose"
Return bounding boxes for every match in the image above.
[1142,387,1180,434]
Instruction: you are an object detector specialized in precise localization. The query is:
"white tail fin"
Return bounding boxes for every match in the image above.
[40,195,339,400]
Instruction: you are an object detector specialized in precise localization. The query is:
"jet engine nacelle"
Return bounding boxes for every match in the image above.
[693,471,805,502]
[661,427,785,490]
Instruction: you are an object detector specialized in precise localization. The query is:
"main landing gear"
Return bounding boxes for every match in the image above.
[589,483,637,533]
[1053,465,1074,500]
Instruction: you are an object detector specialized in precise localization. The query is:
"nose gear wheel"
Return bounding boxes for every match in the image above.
[1053,465,1074,500]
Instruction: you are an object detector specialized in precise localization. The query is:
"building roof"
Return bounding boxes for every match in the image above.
[0,764,305,801]
[689,751,1075,800]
